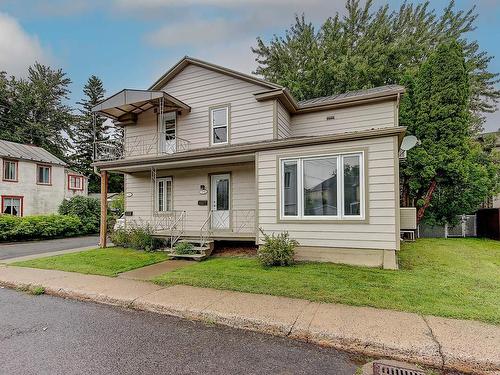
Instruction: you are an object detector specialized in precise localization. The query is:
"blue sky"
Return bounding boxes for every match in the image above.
[0,0,499,131]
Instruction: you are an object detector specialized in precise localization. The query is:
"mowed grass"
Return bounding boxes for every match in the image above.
[154,238,500,324]
[13,247,168,277]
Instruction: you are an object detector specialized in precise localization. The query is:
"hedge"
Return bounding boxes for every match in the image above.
[0,214,84,242]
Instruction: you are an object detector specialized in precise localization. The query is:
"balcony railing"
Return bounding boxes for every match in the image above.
[94,132,190,161]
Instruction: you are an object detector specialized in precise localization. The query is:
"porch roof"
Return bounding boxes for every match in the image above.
[92,89,191,121]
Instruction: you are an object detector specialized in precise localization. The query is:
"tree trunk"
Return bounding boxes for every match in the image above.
[417,179,437,224]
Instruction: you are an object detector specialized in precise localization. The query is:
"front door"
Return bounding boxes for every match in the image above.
[160,111,176,154]
[211,174,230,230]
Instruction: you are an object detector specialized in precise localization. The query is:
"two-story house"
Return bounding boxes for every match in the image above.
[92,57,405,269]
[0,139,88,216]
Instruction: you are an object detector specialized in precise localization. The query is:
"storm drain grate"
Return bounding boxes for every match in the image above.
[373,362,426,375]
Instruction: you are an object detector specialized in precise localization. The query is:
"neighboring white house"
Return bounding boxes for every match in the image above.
[0,139,88,216]
[92,56,405,269]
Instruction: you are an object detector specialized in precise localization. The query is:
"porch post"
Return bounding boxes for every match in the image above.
[99,170,108,248]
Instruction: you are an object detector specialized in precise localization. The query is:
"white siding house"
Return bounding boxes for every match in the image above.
[0,140,88,216]
[92,57,405,268]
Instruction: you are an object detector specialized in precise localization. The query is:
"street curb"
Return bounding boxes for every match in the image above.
[1,278,498,375]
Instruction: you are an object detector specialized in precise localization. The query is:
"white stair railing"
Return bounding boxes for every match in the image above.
[169,211,186,249]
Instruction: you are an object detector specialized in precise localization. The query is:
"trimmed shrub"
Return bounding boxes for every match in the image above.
[59,196,100,234]
[174,242,196,255]
[0,214,83,242]
[109,225,164,251]
[257,229,298,267]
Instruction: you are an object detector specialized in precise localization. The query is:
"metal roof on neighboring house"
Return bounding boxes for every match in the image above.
[0,139,67,166]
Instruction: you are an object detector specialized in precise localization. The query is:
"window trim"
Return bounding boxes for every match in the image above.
[68,174,84,191]
[36,164,52,185]
[278,150,366,223]
[1,195,24,217]
[2,159,18,182]
[209,104,230,146]
[155,176,173,214]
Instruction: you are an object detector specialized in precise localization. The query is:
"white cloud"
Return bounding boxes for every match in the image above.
[0,12,49,76]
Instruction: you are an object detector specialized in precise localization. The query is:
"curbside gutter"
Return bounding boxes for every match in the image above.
[0,266,498,375]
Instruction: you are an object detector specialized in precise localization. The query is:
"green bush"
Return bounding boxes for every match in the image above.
[109,225,164,251]
[174,242,196,255]
[59,196,100,234]
[257,229,298,267]
[0,214,83,242]
[110,193,124,216]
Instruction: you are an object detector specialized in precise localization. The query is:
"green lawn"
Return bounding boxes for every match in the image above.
[154,238,500,324]
[13,247,168,277]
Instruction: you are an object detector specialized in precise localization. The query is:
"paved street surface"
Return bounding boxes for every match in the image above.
[0,288,359,375]
[0,236,99,260]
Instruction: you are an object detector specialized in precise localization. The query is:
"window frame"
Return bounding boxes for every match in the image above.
[155,176,173,214]
[36,164,52,185]
[68,174,84,191]
[1,195,23,217]
[209,105,230,146]
[2,159,18,182]
[279,151,365,222]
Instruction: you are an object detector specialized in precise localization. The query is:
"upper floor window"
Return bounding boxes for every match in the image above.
[68,175,84,190]
[210,106,229,145]
[37,164,51,185]
[156,177,172,213]
[280,152,364,220]
[3,159,18,182]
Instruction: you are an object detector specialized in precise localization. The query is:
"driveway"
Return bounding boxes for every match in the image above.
[0,288,359,375]
[0,236,99,260]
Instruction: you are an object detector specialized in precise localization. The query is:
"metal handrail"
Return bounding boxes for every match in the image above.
[169,210,186,249]
[199,211,213,248]
[94,132,191,161]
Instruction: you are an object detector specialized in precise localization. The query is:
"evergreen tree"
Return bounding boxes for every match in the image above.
[400,41,499,224]
[0,63,74,158]
[252,0,499,130]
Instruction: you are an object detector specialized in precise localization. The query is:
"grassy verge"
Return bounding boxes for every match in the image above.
[13,247,168,277]
[154,238,500,324]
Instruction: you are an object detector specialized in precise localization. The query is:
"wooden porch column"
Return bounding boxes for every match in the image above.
[99,170,108,248]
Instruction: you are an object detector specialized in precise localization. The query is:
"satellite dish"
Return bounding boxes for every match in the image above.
[401,135,419,151]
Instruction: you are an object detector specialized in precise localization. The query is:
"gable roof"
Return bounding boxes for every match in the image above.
[0,139,67,166]
[148,56,283,91]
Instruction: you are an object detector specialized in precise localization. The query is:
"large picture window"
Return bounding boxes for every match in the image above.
[210,106,229,145]
[280,152,364,220]
[156,177,172,213]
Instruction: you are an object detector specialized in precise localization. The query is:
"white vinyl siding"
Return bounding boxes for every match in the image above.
[124,162,256,233]
[257,136,398,250]
[291,101,397,137]
[276,100,291,139]
[161,64,274,149]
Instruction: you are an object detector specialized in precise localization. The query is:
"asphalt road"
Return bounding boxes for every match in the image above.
[0,236,99,260]
[0,288,360,375]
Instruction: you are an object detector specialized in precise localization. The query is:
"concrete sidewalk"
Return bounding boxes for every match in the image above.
[0,265,498,375]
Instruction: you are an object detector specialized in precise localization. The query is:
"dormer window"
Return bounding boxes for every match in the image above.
[210,105,229,145]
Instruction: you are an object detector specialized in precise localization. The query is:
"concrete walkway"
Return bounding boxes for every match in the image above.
[0,265,498,375]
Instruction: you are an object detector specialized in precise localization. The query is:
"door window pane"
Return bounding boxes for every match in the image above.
[156,178,172,212]
[157,180,164,212]
[303,157,338,216]
[283,161,298,216]
[216,179,229,210]
[343,155,361,216]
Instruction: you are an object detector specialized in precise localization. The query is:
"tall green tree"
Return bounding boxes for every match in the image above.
[252,0,499,130]
[73,75,108,193]
[400,41,499,224]
[0,63,74,159]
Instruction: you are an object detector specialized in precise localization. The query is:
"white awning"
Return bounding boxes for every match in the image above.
[92,89,190,120]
